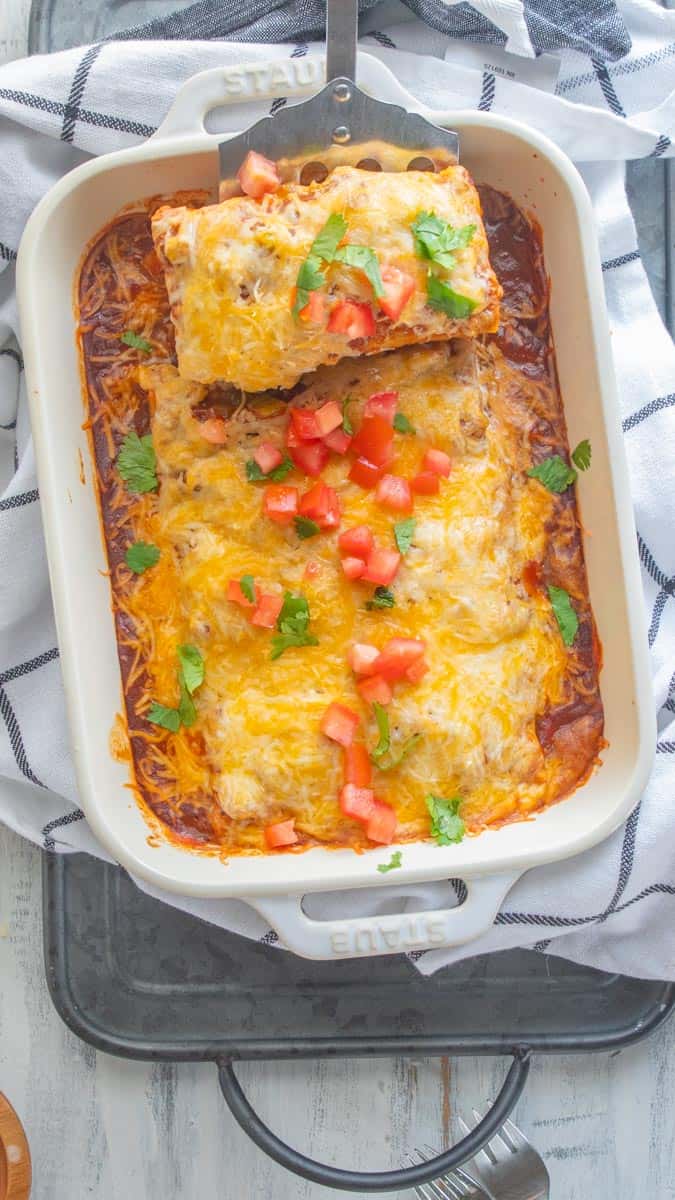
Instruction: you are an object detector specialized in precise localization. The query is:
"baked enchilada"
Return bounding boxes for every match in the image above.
[77,183,604,858]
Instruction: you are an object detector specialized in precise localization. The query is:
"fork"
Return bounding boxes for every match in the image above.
[456,1111,550,1199]
[402,1151,492,1199]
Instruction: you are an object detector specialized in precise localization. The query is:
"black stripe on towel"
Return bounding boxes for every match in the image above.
[61,43,103,143]
[42,808,85,850]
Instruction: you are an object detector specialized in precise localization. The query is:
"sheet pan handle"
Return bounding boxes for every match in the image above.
[217,1048,531,1192]
[246,872,520,961]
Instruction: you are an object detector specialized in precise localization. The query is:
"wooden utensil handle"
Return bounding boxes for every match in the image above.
[0,1094,31,1200]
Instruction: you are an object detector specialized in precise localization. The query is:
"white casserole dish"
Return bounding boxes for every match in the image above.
[17,54,655,960]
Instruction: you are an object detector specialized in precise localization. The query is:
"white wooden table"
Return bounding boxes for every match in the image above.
[2,9,675,1197]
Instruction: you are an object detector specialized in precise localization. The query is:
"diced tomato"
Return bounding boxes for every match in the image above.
[237,150,281,200]
[351,415,394,467]
[299,291,325,324]
[263,484,298,525]
[366,801,397,845]
[379,266,416,322]
[323,427,352,455]
[290,408,321,442]
[348,643,380,676]
[286,422,300,449]
[253,441,283,475]
[362,547,401,586]
[339,783,375,822]
[411,471,440,496]
[320,702,360,748]
[341,556,365,580]
[327,300,376,340]
[522,560,542,597]
[364,390,398,424]
[314,400,343,437]
[264,819,298,849]
[250,593,283,628]
[405,656,429,684]
[338,525,374,560]
[376,474,414,514]
[290,441,329,478]
[423,448,452,477]
[343,744,372,789]
[349,457,386,490]
[199,418,228,445]
[299,482,341,529]
[374,637,426,682]
[227,578,257,608]
[304,559,321,580]
[357,674,392,706]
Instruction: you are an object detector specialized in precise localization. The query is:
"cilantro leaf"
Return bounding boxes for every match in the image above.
[120,330,152,353]
[270,630,319,660]
[426,273,478,319]
[425,794,465,845]
[177,644,205,695]
[311,213,348,263]
[292,214,347,317]
[374,732,423,772]
[370,702,391,761]
[147,702,181,733]
[240,575,255,604]
[366,586,395,611]
[177,679,197,728]
[270,591,318,658]
[393,411,416,434]
[334,245,384,298]
[571,439,592,471]
[377,850,402,874]
[246,456,294,483]
[527,455,577,493]
[295,516,320,539]
[342,395,357,435]
[547,585,579,647]
[117,432,158,494]
[394,517,416,555]
[125,541,160,575]
[411,212,475,269]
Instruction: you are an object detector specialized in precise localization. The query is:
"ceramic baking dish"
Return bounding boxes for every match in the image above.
[17,53,654,960]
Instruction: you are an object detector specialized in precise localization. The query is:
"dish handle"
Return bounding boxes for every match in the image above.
[246,870,520,961]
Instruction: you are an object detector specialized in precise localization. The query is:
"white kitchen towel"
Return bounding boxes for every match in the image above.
[0,1,674,978]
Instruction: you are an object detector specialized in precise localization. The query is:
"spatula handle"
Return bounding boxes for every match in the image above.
[326,0,358,82]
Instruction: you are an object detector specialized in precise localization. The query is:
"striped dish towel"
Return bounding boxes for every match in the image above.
[0,0,673,977]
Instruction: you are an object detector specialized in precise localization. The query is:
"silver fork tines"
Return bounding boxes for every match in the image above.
[403,1149,489,1199]
[457,1110,551,1199]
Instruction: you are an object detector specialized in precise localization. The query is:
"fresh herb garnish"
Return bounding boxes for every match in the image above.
[147,702,181,733]
[147,644,205,733]
[547,585,579,647]
[342,395,357,435]
[370,701,391,761]
[411,212,475,270]
[177,644,205,696]
[177,678,197,728]
[527,455,577,493]
[425,273,478,319]
[293,213,347,316]
[240,574,255,604]
[246,456,294,483]
[376,733,423,772]
[125,541,160,574]
[394,517,416,555]
[295,515,320,539]
[366,586,395,610]
[571,439,591,471]
[120,330,152,353]
[334,244,384,298]
[117,432,157,494]
[377,850,402,874]
[393,411,416,434]
[270,591,319,659]
[425,794,465,845]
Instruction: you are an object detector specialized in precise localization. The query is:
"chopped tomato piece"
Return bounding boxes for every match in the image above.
[299,291,326,324]
[411,471,440,496]
[251,593,283,628]
[290,408,321,442]
[327,300,376,339]
[304,559,321,580]
[348,457,386,490]
[323,427,352,455]
[227,578,257,608]
[290,441,330,478]
[199,417,228,445]
[374,637,426,682]
[348,643,380,676]
[237,150,281,200]
[265,819,298,848]
[321,702,360,748]
[253,441,283,475]
[379,266,416,322]
[405,656,429,684]
[423,448,452,477]
[338,525,374,560]
[299,482,341,529]
[366,801,397,844]
[343,744,372,789]
[357,674,392,706]
[351,415,395,467]
[341,556,366,580]
[263,484,298,525]
[339,783,375,822]
[376,474,414,514]
[362,547,401,586]
[314,400,343,437]
[522,560,542,597]
[364,390,398,424]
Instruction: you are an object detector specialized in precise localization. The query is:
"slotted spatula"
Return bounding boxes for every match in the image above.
[218,0,459,194]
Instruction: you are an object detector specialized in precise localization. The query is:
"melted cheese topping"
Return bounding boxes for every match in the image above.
[151,165,501,392]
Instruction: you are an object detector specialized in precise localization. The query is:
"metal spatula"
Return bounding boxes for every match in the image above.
[218,0,459,194]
